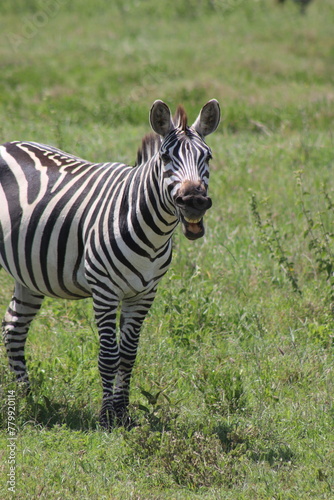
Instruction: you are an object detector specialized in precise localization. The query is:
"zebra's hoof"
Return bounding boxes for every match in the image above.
[99,407,116,431]
[115,412,137,430]
[16,378,31,396]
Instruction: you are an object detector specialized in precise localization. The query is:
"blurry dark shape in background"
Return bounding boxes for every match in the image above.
[277,0,313,15]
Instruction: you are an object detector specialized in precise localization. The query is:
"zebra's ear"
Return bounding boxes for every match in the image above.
[150,100,174,137]
[192,99,220,137]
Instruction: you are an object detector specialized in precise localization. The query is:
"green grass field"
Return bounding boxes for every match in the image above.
[0,1,333,498]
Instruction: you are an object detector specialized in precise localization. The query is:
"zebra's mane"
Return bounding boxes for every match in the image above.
[136,133,161,166]
[174,105,188,132]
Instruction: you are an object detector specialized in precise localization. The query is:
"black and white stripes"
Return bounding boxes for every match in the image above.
[0,99,220,428]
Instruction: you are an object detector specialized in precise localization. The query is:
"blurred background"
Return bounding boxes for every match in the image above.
[1,0,333,159]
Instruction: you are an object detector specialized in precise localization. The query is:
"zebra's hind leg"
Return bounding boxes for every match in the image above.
[2,282,44,390]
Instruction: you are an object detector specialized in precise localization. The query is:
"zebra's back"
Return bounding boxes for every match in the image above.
[0,141,128,299]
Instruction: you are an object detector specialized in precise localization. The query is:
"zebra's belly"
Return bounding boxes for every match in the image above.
[0,253,91,299]
[0,216,91,299]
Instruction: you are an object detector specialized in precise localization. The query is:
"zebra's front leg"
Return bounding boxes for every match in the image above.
[2,282,44,390]
[113,297,155,426]
[93,294,120,429]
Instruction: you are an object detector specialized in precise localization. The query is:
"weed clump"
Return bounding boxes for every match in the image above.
[124,417,249,489]
[250,193,301,295]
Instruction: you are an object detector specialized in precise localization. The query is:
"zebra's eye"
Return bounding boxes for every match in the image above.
[161,153,170,164]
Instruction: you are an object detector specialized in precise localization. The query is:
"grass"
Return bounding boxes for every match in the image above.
[0,0,334,498]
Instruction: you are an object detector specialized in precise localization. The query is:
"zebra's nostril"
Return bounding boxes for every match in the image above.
[194,196,212,210]
[175,196,185,206]
[205,197,212,209]
[195,197,205,206]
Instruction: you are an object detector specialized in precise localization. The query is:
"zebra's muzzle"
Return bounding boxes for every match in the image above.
[175,183,212,240]
[175,194,212,212]
[176,196,212,240]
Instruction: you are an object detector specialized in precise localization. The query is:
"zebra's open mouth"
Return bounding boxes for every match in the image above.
[180,215,205,240]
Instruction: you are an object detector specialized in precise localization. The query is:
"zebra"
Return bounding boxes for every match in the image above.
[0,99,220,428]
[276,0,313,14]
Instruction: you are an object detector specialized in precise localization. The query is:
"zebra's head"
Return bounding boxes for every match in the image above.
[150,99,220,240]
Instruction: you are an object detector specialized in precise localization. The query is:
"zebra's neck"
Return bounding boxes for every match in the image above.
[109,156,179,254]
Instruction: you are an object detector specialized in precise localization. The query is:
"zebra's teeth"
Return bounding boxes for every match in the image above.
[184,217,202,224]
